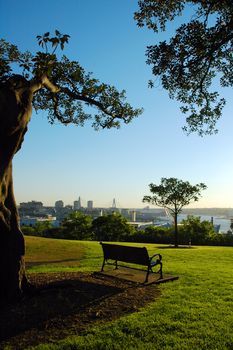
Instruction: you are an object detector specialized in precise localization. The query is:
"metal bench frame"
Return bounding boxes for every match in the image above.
[100,242,163,283]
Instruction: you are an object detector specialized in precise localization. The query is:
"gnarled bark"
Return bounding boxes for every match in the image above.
[0,75,58,301]
[0,76,33,301]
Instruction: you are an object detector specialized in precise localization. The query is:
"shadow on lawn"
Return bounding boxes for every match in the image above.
[0,272,160,350]
[0,276,121,342]
[26,258,81,266]
[158,245,196,249]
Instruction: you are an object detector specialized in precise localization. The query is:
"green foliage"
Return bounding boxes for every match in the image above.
[143,178,207,214]
[129,225,173,244]
[143,178,207,246]
[22,212,136,242]
[179,215,216,245]
[135,1,233,135]
[22,211,233,247]
[36,30,70,52]
[92,213,135,241]
[61,211,93,240]
[22,224,64,239]
[21,226,36,236]
[34,220,53,235]
[127,222,233,247]
[0,31,142,128]
[22,221,54,237]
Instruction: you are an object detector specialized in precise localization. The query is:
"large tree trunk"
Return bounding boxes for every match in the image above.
[0,162,27,301]
[0,74,59,302]
[0,76,33,302]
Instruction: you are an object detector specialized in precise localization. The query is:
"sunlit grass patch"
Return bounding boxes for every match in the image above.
[24,238,233,349]
[25,236,86,272]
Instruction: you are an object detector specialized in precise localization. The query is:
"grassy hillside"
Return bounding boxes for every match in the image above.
[25,236,86,272]
[24,238,233,349]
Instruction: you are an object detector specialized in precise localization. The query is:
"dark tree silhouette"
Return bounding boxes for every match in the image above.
[0,31,142,301]
[135,0,233,135]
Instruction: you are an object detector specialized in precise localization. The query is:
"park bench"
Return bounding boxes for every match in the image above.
[100,242,163,283]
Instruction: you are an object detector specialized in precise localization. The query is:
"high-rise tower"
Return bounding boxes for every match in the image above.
[112,198,117,209]
[74,196,82,210]
[87,200,93,210]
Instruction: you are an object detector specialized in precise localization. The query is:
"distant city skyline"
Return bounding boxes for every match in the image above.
[18,200,233,233]
[18,198,233,210]
[2,0,233,209]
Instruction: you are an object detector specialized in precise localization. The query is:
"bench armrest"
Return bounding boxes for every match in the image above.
[149,253,162,262]
[149,253,163,279]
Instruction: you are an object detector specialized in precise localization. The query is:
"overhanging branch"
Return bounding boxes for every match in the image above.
[60,86,115,117]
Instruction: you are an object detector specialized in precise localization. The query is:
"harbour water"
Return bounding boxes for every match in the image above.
[156,214,232,233]
[178,214,231,233]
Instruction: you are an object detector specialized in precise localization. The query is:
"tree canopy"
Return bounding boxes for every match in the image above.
[143,177,207,246]
[135,0,233,135]
[0,30,142,129]
[92,213,135,241]
[61,211,92,240]
[179,215,216,245]
[143,177,207,213]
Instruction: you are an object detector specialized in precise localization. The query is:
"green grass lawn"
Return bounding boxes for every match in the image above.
[25,236,86,272]
[25,237,233,350]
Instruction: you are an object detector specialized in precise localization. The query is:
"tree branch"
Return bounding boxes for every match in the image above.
[30,74,60,94]
[60,86,113,116]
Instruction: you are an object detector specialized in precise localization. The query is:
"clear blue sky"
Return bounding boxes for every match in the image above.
[1,0,233,208]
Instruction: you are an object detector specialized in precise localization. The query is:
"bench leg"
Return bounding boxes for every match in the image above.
[148,262,163,281]
[114,260,118,270]
[145,267,150,283]
[159,262,163,279]
[101,259,106,272]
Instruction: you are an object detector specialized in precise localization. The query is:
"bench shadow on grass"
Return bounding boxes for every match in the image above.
[0,275,124,349]
[158,245,196,249]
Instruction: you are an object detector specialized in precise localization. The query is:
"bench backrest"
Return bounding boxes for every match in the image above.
[100,243,150,266]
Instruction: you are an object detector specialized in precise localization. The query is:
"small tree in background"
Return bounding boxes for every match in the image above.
[34,221,53,237]
[61,212,92,240]
[143,178,207,247]
[92,213,135,242]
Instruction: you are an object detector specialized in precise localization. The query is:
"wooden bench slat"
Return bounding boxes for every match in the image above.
[101,244,149,265]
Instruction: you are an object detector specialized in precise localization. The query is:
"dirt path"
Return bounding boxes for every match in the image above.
[0,272,160,349]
